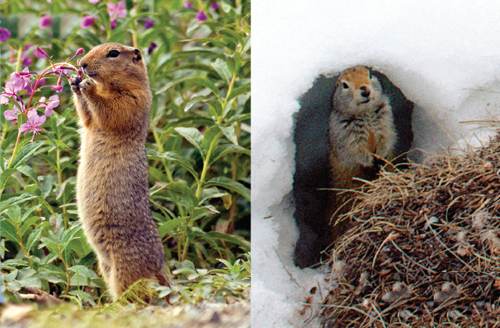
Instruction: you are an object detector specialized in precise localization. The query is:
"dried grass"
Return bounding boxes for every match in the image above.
[315,136,500,327]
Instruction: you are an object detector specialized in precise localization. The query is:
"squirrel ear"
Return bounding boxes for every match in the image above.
[133,49,142,63]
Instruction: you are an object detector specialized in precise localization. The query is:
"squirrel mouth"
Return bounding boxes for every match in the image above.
[81,68,98,78]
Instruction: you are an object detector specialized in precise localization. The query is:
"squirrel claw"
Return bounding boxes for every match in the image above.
[70,75,82,94]
[79,79,95,94]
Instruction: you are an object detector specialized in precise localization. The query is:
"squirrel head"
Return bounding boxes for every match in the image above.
[333,67,384,113]
[79,43,148,87]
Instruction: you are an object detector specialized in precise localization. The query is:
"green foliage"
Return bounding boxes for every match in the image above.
[1,0,250,304]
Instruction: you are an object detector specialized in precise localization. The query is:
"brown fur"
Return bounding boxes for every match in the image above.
[327,67,396,231]
[70,43,172,302]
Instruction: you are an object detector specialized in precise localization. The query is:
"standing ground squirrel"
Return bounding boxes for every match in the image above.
[70,43,172,301]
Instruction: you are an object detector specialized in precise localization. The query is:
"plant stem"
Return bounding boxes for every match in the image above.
[16,224,33,265]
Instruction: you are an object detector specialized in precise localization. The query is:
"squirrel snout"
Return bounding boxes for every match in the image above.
[80,62,88,69]
[360,86,371,98]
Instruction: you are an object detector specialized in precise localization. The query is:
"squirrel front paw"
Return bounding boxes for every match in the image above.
[70,75,82,94]
[78,79,95,94]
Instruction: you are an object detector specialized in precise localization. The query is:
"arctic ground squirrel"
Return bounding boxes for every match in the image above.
[70,43,172,302]
[328,66,396,189]
[294,67,412,269]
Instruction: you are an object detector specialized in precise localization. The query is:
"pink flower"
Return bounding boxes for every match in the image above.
[35,46,51,60]
[67,48,85,62]
[196,10,207,21]
[211,2,218,10]
[110,20,117,30]
[81,15,97,29]
[0,28,11,42]
[47,0,52,3]
[183,2,194,8]
[19,110,46,141]
[39,15,52,29]
[89,0,100,3]
[39,95,60,116]
[107,1,127,21]
[3,105,22,123]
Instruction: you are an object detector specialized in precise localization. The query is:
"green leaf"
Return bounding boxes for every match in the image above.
[207,99,223,118]
[1,220,20,244]
[17,165,40,186]
[198,188,230,205]
[220,125,238,145]
[157,77,221,98]
[184,95,207,112]
[24,184,39,194]
[157,50,222,73]
[210,144,250,165]
[211,58,232,85]
[51,138,71,150]
[150,182,197,208]
[225,113,251,125]
[205,177,250,201]
[12,141,44,169]
[1,168,17,191]
[26,226,43,253]
[219,28,245,46]
[6,205,21,222]
[1,194,39,208]
[206,231,251,252]
[242,37,251,54]
[40,175,54,198]
[226,83,250,103]
[174,127,204,154]
[38,154,58,169]
[18,277,42,289]
[202,126,223,154]
[158,217,188,238]
[20,216,41,239]
[146,149,199,180]
[78,252,96,268]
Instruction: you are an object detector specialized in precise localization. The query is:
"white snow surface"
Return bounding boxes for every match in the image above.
[252,1,500,327]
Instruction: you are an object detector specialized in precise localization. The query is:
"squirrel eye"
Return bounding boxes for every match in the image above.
[106,50,120,58]
[342,82,349,89]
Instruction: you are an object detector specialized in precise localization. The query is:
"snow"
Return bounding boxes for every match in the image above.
[252,0,500,327]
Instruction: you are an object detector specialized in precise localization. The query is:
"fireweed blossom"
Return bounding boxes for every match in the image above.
[196,9,207,21]
[184,2,194,8]
[89,0,100,3]
[148,42,157,55]
[38,95,60,116]
[81,15,97,29]
[211,2,219,10]
[0,28,11,42]
[39,15,52,29]
[107,1,127,21]
[143,18,154,29]
[1,47,83,144]
[19,110,46,141]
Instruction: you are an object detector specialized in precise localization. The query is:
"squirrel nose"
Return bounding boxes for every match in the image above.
[80,62,88,69]
[360,86,371,98]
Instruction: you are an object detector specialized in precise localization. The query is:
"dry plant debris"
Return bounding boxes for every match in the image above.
[316,137,500,327]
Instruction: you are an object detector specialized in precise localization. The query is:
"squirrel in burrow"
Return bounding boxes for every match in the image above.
[327,67,396,235]
[70,43,172,302]
[294,67,412,269]
[328,66,396,190]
